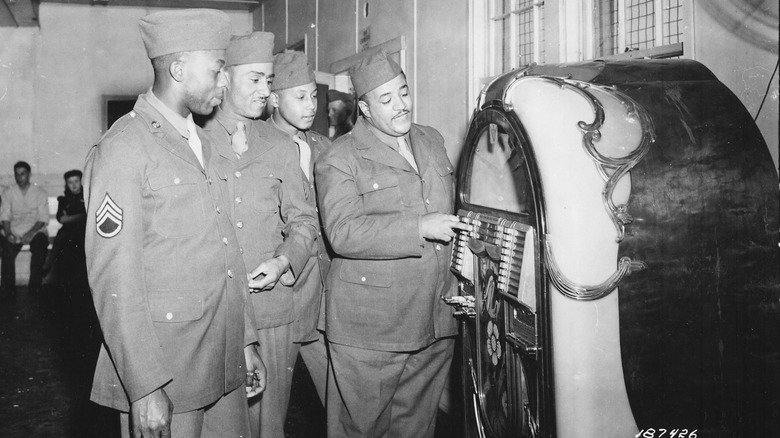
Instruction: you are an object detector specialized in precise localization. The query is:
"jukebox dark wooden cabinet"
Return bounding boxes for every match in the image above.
[449,59,780,438]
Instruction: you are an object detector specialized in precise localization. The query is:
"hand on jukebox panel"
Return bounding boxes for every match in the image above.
[420,212,472,243]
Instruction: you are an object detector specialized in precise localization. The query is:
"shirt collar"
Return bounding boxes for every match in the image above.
[214,109,254,137]
[269,115,302,140]
[146,89,192,139]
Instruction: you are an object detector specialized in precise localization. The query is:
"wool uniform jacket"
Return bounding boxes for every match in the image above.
[314,118,459,352]
[201,116,319,330]
[84,92,257,414]
[285,128,332,343]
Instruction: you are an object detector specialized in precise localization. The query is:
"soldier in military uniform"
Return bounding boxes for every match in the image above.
[315,50,471,438]
[267,51,332,406]
[200,33,319,438]
[84,10,265,438]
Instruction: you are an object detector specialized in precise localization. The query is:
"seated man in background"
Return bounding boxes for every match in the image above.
[43,169,87,289]
[1,161,49,298]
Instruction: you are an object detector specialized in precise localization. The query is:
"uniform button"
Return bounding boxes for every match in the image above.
[436,244,442,251]
[372,183,379,189]
[235,171,242,178]
[315,207,319,213]
[227,269,234,278]
[216,206,221,214]
[237,221,243,229]
[310,184,314,189]
[235,197,242,204]
[425,198,430,205]
[318,231,321,236]
[222,237,228,245]
[173,177,180,185]
[239,247,244,254]
[166,312,173,320]
[361,276,366,282]
[208,177,213,185]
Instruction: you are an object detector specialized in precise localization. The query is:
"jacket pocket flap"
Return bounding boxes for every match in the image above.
[356,173,400,195]
[148,173,201,190]
[434,158,454,176]
[339,266,392,288]
[149,294,204,322]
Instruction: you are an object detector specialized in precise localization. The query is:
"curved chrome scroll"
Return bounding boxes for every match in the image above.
[574,83,655,242]
[502,75,653,300]
[544,235,647,301]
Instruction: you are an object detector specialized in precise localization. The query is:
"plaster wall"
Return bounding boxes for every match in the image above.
[691,1,778,172]
[0,3,252,194]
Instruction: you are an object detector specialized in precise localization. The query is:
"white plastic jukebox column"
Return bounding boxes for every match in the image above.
[506,76,652,438]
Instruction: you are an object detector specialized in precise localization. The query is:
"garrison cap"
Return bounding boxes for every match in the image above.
[227,31,275,67]
[139,9,232,59]
[328,89,355,111]
[327,90,354,106]
[271,51,316,91]
[349,50,404,97]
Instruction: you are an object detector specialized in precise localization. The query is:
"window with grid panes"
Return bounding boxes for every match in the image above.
[490,0,545,75]
[594,0,683,57]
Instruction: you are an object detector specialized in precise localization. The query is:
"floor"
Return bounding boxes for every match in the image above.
[0,284,462,437]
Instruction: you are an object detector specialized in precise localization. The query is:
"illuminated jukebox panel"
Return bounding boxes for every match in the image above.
[448,210,539,438]
[449,59,780,438]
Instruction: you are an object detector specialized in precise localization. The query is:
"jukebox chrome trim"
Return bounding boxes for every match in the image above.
[501,75,653,301]
[543,235,647,301]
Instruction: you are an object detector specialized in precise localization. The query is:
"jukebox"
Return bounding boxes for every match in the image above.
[448,60,780,438]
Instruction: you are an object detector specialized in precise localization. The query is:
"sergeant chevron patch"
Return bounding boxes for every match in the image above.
[96,193,123,238]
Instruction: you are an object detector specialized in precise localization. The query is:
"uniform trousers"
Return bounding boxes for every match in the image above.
[1,232,48,291]
[326,337,455,438]
[298,332,329,405]
[119,385,250,438]
[250,325,330,438]
[250,324,296,438]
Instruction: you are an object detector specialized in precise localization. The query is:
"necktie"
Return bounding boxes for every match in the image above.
[232,121,248,157]
[398,135,418,173]
[185,116,204,167]
[293,135,312,180]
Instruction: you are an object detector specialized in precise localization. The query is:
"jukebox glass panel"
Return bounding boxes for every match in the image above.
[468,123,532,216]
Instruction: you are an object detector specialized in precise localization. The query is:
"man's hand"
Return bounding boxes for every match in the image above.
[244,344,267,398]
[420,213,472,243]
[248,256,291,291]
[130,388,173,438]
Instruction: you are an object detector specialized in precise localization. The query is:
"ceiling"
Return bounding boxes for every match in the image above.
[1,0,260,27]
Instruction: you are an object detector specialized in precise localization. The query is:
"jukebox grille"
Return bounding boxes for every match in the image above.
[451,209,532,301]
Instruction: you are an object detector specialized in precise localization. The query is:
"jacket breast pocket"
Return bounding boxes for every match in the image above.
[356,172,402,214]
[148,174,206,238]
[148,293,204,323]
[247,164,282,213]
[434,157,455,206]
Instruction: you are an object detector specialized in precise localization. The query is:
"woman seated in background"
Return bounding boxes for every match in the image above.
[43,170,87,289]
